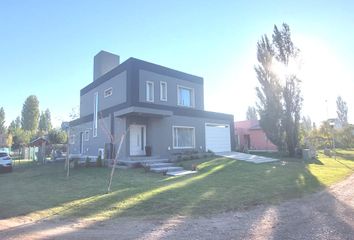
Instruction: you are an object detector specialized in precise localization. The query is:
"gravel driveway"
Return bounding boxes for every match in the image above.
[1,174,354,240]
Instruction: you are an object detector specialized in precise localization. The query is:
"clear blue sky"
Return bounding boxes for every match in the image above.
[1,0,353,127]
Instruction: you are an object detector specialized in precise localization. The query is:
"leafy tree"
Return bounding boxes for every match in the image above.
[11,128,32,149]
[255,23,302,156]
[255,33,284,151]
[38,109,52,132]
[318,121,334,148]
[8,117,21,134]
[246,106,258,120]
[336,125,354,148]
[21,95,40,131]
[6,133,13,147]
[0,107,6,134]
[301,116,312,133]
[299,116,312,145]
[336,96,348,126]
[274,23,302,157]
[48,129,67,144]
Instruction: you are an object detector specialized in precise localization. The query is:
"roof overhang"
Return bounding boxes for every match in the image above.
[114,106,173,118]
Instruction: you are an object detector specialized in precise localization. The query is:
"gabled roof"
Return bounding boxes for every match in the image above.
[29,137,49,147]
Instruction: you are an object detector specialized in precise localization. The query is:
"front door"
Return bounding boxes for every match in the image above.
[129,125,146,156]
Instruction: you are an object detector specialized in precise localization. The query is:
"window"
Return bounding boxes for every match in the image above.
[177,86,194,107]
[146,81,154,102]
[93,92,98,137]
[160,81,167,101]
[173,126,195,149]
[69,135,75,144]
[104,87,113,98]
[84,130,89,141]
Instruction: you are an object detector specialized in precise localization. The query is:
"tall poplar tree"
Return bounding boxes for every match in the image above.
[246,106,258,120]
[0,107,6,134]
[21,95,40,132]
[255,23,302,156]
[336,96,348,126]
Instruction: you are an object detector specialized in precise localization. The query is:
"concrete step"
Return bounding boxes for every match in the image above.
[129,156,161,161]
[117,159,169,167]
[150,166,184,173]
[146,162,174,168]
[166,170,197,176]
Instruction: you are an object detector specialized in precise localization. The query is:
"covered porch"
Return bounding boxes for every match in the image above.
[114,106,172,159]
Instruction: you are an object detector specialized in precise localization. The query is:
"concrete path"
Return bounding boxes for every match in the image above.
[217,151,278,163]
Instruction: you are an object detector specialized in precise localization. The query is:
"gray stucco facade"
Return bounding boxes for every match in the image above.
[69,51,234,160]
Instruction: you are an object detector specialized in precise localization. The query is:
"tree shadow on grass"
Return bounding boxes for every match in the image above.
[1,157,354,239]
[335,150,354,161]
[307,157,324,165]
[0,158,235,238]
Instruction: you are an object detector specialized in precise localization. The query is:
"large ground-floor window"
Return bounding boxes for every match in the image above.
[173,126,195,149]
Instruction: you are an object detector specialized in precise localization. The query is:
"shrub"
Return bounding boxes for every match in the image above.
[131,162,143,168]
[324,148,332,157]
[96,155,103,167]
[85,157,90,167]
[191,164,198,171]
[74,158,79,169]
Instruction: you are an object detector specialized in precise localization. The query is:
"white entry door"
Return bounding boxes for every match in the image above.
[129,125,146,156]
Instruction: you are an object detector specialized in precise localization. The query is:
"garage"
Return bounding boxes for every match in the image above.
[205,123,231,152]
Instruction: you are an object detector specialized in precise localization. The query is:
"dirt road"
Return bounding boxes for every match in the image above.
[1,174,354,239]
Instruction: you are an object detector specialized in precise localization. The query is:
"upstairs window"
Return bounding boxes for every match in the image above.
[104,87,113,98]
[177,86,194,107]
[160,81,167,101]
[146,81,154,102]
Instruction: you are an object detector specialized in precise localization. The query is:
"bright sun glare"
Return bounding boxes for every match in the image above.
[296,36,353,123]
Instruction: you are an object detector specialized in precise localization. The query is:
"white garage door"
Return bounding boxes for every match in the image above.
[205,123,231,153]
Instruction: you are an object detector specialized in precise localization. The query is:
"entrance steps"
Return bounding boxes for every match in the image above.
[117,156,196,176]
[166,170,197,176]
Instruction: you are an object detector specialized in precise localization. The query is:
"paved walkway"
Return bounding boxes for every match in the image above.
[217,151,279,163]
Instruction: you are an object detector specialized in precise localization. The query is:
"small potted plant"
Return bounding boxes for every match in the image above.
[145,146,152,156]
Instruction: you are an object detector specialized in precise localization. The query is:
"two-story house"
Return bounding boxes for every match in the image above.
[69,51,234,159]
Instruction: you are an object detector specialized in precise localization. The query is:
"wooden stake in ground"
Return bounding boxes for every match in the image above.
[66,128,70,178]
[107,128,129,193]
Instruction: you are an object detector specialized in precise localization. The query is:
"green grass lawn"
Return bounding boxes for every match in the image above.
[1,149,354,221]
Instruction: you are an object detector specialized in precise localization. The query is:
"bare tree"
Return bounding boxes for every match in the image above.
[96,112,130,193]
[107,128,129,193]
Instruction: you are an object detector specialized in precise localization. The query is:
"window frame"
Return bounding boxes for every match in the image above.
[93,92,98,137]
[146,81,154,102]
[172,126,195,149]
[160,81,167,101]
[84,130,89,141]
[177,85,195,108]
[69,134,75,144]
[104,87,113,98]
